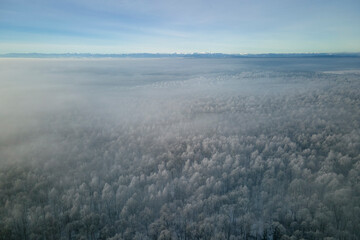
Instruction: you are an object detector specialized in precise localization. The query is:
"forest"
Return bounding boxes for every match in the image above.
[0,58,359,240]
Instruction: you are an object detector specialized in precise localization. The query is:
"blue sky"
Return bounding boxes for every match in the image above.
[0,0,359,53]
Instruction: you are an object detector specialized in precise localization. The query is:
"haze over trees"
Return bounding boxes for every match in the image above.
[0,57,359,240]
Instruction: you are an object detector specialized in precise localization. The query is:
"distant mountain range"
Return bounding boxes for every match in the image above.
[1,52,360,58]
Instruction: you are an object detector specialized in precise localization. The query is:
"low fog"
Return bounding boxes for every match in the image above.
[0,57,359,240]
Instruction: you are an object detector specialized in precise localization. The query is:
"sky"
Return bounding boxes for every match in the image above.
[0,0,359,54]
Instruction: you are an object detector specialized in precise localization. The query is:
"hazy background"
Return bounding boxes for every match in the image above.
[2,57,358,165]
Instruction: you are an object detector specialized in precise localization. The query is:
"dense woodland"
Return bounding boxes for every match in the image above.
[0,59,360,240]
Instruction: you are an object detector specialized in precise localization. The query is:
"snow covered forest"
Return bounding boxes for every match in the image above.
[0,57,360,240]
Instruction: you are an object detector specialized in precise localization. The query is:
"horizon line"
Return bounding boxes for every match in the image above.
[1,52,360,59]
